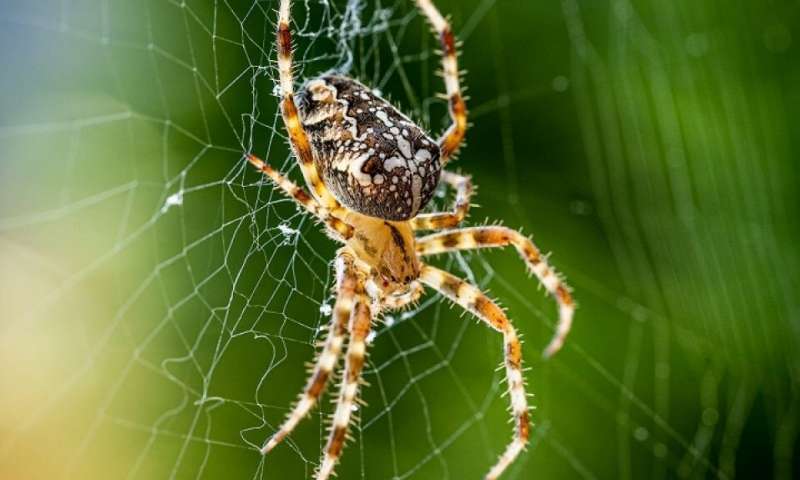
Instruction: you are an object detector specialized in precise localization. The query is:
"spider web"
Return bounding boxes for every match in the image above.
[1,0,798,479]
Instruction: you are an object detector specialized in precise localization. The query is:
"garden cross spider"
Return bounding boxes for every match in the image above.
[247,0,576,478]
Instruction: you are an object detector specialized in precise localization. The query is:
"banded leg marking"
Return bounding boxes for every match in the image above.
[418,265,530,480]
[415,0,468,163]
[261,251,360,454]
[317,293,373,479]
[276,0,340,208]
[411,170,473,230]
[416,226,576,358]
[247,154,353,240]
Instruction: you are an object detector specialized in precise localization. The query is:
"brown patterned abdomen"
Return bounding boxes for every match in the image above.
[297,74,441,221]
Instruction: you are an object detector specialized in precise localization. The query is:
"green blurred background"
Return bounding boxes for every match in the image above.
[1,0,798,479]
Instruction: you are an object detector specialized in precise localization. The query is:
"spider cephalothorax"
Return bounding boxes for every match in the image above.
[297,74,441,220]
[343,211,420,291]
[247,1,576,479]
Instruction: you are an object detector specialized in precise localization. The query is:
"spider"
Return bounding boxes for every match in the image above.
[247,0,575,478]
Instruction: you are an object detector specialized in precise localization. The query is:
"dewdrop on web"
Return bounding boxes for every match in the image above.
[277,223,299,244]
[319,303,333,316]
[161,191,183,213]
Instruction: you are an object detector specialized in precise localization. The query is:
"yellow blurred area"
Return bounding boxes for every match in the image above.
[0,90,176,479]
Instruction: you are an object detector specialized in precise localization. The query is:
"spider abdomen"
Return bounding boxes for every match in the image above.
[297,74,441,221]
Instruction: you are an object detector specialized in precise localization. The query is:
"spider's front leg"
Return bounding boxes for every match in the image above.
[411,171,473,230]
[318,284,374,479]
[261,250,360,454]
[417,226,576,358]
[418,264,529,480]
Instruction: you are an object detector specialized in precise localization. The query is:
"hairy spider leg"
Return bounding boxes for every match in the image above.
[416,226,576,358]
[381,281,425,311]
[411,170,473,230]
[318,286,374,480]
[276,0,341,209]
[415,0,468,163]
[247,154,353,240]
[261,250,360,454]
[418,264,530,480]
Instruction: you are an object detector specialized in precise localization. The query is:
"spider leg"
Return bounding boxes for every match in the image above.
[411,170,473,230]
[261,250,360,454]
[317,285,374,479]
[416,226,576,358]
[418,264,529,480]
[276,0,341,209]
[415,0,467,163]
[247,154,353,240]
[381,281,425,311]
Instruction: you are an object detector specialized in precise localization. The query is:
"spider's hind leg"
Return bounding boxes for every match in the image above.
[418,264,530,480]
[415,0,468,163]
[260,250,360,454]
